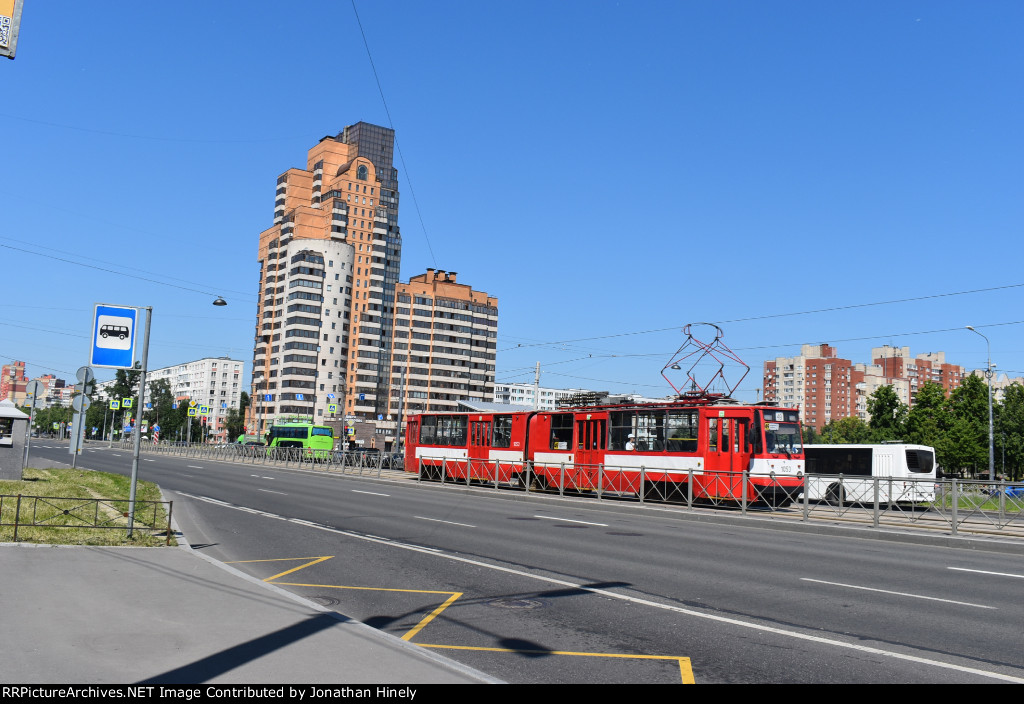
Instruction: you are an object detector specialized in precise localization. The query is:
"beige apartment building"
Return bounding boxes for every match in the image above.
[383,269,498,449]
[764,343,966,430]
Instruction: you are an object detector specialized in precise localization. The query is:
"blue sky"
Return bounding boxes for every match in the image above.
[1,1,1021,400]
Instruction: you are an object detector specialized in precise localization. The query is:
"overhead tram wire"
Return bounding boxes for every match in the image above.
[0,235,257,300]
[0,234,256,299]
[0,242,253,301]
[349,0,438,268]
[497,282,1024,352]
[0,111,299,144]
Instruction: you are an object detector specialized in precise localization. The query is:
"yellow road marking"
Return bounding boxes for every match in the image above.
[417,644,694,684]
[225,555,334,582]
[230,555,695,683]
[400,591,463,642]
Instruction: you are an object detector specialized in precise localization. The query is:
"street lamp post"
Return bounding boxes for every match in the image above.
[966,326,995,483]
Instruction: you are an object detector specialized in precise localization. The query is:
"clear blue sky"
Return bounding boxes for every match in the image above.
[1,1,1021,399]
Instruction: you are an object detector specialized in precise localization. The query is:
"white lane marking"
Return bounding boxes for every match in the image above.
[175,492,1024,683]
[352,489,390,497]
[188,465,203,469]
[144,459,155,462]
[535,515,608,527]
[949,567,1024,580]
[112,454,121,457]
[258,489,287,495]
[262,476,274,480]
[800,578,995,609]
[415,516,476,528]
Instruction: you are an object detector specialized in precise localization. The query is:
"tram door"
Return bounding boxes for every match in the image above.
[574,414,607,490]
[703,414,750,499]
[468,417,493,480]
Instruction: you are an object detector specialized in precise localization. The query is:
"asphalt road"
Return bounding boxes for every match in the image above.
[26,443,1024,684]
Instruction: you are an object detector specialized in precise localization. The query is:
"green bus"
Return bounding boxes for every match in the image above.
[266,422,334,456]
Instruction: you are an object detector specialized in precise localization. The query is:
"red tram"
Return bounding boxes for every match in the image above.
[403,399,805,506]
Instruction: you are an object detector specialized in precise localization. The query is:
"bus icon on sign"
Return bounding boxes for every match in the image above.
[96,316,133,350]
[99,324,130,341]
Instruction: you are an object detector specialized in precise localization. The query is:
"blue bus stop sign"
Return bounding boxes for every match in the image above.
[90,304,138,369]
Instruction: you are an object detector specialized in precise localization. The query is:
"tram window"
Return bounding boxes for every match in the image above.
[636,410,666,451]
[434,415,467,446]
[738,419,749,452]
[708,418,718,452]
[419,416,437,444]
[609,411,633,450]
[666,411,698,452]
[492,415,512,448]
[550,414,573,450]
[722,420,730,453]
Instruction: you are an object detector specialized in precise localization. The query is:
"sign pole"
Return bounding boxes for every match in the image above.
[127,307,152,539]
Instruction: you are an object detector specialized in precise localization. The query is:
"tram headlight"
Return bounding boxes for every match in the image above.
[796,471,803,479]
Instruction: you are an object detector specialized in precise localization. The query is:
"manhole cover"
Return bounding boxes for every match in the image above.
[487,598,544,610]
[310,595,342,607]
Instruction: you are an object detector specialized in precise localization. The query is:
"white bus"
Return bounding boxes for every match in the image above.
[802,443,937,504]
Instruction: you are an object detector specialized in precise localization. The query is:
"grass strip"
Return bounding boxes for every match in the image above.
[0,467,175,546]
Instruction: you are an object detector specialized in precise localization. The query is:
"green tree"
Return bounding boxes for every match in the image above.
[223,391,251,441]
[866,384,908,442]
[801,424,821,444]
[904,381,947,448]
[997,383,1024,481]
[945,374,991,477]
[819,416,872,444]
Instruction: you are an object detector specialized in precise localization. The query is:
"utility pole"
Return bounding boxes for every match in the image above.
[127,307,152,538]
[533,362,541,410]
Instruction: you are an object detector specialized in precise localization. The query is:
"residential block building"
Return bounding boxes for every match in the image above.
[386,269,498,448]
[0,361,26,404]
[249,122,402,435]
[763,344,966,430]
[95,356,245,442]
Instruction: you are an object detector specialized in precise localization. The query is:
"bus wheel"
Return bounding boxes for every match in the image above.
[826,484,845,506]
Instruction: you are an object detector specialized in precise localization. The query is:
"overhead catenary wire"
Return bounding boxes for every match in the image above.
[497,282,1024,352]
[349,0,438,268]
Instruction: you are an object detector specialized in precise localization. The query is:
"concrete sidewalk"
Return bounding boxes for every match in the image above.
[0,542,499,684]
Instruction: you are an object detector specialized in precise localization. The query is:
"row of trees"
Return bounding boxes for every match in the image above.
[803,375,1022,479]
[24,369,249,444]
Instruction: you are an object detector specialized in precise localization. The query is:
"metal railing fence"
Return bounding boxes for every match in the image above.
[414,456,1024,538]
[0,493,173,544]
[138,442,402,478]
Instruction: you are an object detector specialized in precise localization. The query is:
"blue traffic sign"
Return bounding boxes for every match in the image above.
[90,304,138,369]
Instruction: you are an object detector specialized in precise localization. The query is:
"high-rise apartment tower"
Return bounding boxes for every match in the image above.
[249,122,401,435]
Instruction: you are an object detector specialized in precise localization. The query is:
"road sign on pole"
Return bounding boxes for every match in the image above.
[90,304,139,369]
